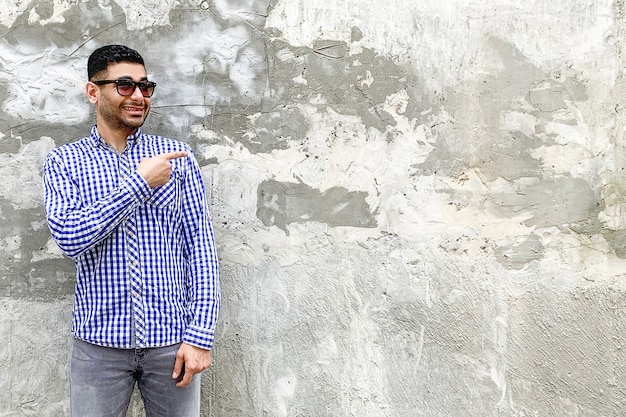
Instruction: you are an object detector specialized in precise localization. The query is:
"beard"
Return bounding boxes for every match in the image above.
[98,95,150,132]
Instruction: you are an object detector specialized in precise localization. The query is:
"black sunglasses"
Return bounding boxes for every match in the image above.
[93,79,157,97]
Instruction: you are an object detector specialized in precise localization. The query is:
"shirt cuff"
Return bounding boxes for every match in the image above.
[182,325,215,350]
[124,171,151,202]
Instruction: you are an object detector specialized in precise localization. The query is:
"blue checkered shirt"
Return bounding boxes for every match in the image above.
[43,126,220,350]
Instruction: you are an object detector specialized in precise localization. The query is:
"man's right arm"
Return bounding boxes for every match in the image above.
[43,151,151,259]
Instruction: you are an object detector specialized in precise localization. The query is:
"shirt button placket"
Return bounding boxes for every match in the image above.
[120,151,146,347]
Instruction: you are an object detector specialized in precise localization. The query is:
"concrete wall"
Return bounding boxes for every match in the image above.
[1,0,626,416]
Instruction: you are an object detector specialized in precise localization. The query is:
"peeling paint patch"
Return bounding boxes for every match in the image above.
[242,107,308,153]
[257,180,377,233]
[0,0,29,28]
[0,205,75,299]
[495,234,545,270]
[488,178,600,229]
[0,138,54,209]
[258,35,422,144]
[27,0,72,25]
[113,0,177,30]
[602,230,626,259]
[528,82,569,113]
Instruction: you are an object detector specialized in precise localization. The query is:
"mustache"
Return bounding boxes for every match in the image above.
[122,100,147,107]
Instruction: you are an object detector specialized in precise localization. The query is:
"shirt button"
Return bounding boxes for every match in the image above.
[132,291,139,298]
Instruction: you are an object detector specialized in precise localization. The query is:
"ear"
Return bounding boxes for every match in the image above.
[85,81,98,104]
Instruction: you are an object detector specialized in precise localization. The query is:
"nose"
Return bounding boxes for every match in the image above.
[130,84,146,99]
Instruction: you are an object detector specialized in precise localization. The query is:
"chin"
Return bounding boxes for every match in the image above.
[124,117,147,129]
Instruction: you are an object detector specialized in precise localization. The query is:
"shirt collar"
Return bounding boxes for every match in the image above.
[88,125,143,149]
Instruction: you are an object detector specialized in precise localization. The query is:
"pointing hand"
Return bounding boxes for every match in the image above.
[137,151,188,188]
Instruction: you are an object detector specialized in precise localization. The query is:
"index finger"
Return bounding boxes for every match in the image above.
[172,353,184,380]
[160,151,189,161]
[177,368,194,387]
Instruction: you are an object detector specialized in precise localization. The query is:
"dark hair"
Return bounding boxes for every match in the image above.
[87,45,145,80]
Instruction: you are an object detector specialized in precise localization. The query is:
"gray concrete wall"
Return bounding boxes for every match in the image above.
[1,0,626,416]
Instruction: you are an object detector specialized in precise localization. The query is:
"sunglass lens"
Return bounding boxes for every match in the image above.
[138,82,155,97]
[116,81,135,96]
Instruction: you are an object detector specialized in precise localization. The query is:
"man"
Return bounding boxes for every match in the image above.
[43,44,220,416]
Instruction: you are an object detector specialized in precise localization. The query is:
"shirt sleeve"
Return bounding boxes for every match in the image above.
[43,150,151,259]
[180,150,221,350]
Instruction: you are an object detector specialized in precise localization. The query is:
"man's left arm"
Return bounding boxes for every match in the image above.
[174,148,220,387]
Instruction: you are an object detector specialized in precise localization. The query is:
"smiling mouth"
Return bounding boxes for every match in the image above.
[122,105,145,114]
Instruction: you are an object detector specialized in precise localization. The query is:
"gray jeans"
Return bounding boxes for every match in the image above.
[70,338,200,417]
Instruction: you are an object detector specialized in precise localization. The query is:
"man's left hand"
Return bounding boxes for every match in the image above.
[172,343,212,387]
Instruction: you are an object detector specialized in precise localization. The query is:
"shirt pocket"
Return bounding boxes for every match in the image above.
[147,169,182,209]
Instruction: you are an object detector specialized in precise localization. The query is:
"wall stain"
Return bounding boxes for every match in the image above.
[257,180,377,234]
[0,204,74,299]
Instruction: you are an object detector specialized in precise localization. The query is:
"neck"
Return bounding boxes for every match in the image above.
[96,121,136,152]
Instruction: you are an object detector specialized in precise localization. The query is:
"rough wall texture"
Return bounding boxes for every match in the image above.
[1,0,626,416]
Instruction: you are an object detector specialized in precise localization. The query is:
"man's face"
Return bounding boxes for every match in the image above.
[91,62,151,132]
